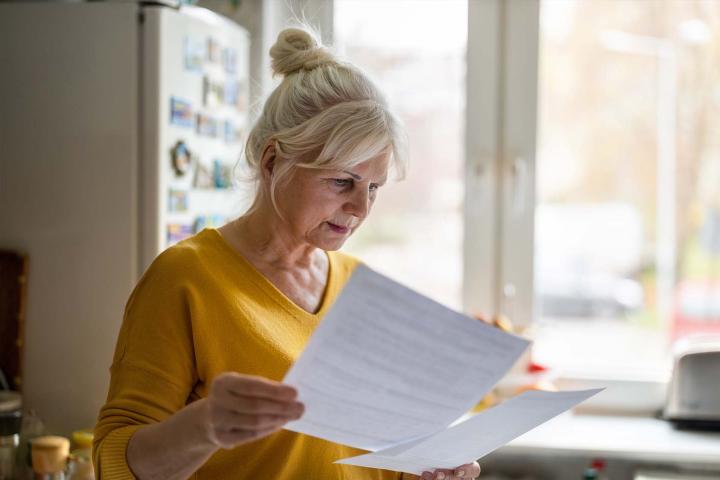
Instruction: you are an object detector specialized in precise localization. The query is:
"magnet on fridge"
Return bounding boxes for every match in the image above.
[170,97,194,128]
[207,37,221,63]
[223,120,235,144]
[194,214,227,233]
[223,80,239,106]
[170,140,193,176]
[196,113,218,138]
[203,76,224,107]
[193,160,214,188]
[168,188,189,212]
[213,159,233,189]
[235,80,247,112]
[167,223,194,245]
[183,37,204,73]
[222,47,237,74]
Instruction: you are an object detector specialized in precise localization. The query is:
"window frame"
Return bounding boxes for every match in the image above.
[464,0,539,333]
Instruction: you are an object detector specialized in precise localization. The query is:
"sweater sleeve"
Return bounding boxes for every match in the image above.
[93,249,198,479]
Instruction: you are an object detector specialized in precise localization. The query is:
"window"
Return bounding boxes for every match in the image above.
[333,0,720,384]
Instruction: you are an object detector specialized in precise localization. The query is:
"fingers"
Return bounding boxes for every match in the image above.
[206,372,305,450]
[211,409,301,431]
[213,372,298,401]
[210,424,283,449]
[212,389,304,417]
[455,462,481,478]
[420,462,481,480]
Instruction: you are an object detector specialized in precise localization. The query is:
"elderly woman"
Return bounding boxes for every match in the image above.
[94,27,481,480]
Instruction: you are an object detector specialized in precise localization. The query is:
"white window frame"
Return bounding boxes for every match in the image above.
[464,0,538,333]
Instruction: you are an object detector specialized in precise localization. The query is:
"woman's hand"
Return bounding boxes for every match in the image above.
[410,462,481,480]
[202,372,305,449]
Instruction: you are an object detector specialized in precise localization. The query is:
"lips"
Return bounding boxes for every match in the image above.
[326,222,350,234]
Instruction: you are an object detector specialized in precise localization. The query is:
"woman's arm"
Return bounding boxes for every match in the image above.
[126,373,304,480]
[126,399,217,480]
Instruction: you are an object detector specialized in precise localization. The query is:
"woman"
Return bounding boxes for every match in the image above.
[94,27,481,480]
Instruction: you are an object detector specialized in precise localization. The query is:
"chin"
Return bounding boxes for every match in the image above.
[311,235,348,252]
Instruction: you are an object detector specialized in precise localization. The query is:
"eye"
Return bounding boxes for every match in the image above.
[333,178,353,188]
[369,183,380,192]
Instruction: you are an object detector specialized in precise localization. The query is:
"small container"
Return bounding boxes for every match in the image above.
[67,430,94,480]
[31,436,69,480]
[0,391,23,480]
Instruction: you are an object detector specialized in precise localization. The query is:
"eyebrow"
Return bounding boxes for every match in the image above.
[342,170,362,180]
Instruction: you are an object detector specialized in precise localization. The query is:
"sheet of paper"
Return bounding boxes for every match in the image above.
[282,264,530,451]
[336,388,603,475]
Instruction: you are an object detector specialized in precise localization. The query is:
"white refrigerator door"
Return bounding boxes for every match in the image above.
[141,5,251,271]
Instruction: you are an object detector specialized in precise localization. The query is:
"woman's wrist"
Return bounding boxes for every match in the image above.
[127,398,220,480]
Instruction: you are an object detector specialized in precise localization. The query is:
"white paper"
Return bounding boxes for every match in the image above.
[282,264,530,451]
[336,389,603,475]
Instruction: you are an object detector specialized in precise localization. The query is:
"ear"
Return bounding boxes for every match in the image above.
[260,142,276,181]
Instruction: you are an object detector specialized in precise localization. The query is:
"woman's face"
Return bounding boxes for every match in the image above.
[274,151,390,251]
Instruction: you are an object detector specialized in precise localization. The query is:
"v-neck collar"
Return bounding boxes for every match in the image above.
[206,228,335,320]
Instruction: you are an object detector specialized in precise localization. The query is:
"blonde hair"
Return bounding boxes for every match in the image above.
[243,25,408,214]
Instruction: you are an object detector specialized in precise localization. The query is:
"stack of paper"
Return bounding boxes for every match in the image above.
[283,265,601,476]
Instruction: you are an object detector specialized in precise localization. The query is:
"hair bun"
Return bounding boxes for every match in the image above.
[270,27,336,76]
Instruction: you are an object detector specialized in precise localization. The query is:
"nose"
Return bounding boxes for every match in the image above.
[344,186,371,219]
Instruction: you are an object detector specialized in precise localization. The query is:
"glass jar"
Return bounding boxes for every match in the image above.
[0,391,23,480]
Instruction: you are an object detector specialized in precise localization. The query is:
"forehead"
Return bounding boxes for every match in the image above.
[343,150,391,179]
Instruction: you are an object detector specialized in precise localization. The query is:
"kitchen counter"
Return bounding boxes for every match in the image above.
[497,412,720,466]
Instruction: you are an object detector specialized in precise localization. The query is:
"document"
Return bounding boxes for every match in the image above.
[283,264,530,451]
[282,265,601,474]
[335,388,602,475]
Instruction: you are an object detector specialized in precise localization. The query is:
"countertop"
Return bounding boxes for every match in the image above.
[498,412,720,465]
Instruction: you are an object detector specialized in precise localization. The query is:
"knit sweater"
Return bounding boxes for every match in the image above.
[93,228,402,480]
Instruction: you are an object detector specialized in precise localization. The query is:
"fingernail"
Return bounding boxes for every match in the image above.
[436,473,445,480]
[456,471,465,477]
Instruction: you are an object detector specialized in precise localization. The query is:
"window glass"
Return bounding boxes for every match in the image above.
[533,0,720,375]
[335,0,468,309]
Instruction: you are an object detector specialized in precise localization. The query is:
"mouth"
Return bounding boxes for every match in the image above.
[325,221,351,234]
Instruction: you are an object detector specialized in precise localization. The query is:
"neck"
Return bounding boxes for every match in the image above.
[230,200,320,271]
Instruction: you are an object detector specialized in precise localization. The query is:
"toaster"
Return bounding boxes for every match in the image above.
[664,336,720,430]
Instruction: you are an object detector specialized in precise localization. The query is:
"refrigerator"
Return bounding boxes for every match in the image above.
[0,1,251,435]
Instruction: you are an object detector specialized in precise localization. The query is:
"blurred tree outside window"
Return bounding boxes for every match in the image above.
[532,0,720,375]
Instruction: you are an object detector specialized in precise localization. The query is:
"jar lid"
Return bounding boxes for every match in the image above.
[0,391,22,412]
[72,429,94,449]
[32,436,70,451]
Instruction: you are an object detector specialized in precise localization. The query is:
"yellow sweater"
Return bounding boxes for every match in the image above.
[94,228,402,480]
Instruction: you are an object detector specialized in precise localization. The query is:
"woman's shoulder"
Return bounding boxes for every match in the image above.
[141,229,220,281]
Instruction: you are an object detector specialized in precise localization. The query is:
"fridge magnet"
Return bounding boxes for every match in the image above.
[170,140,193,176]
[193,160,214,188]
[183,37,204,73]
[223,80,239,106]
[167,223,194,245]
[193,214,226,233]
[234,80,247,112]
[213,159,233,189]
[168,188,189,212]
[203,76,224,107]
[196,113,219,138]
[223,120,236,144]
[207,37,221,63]
[170,97,194,128]
[222,47,237,74]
